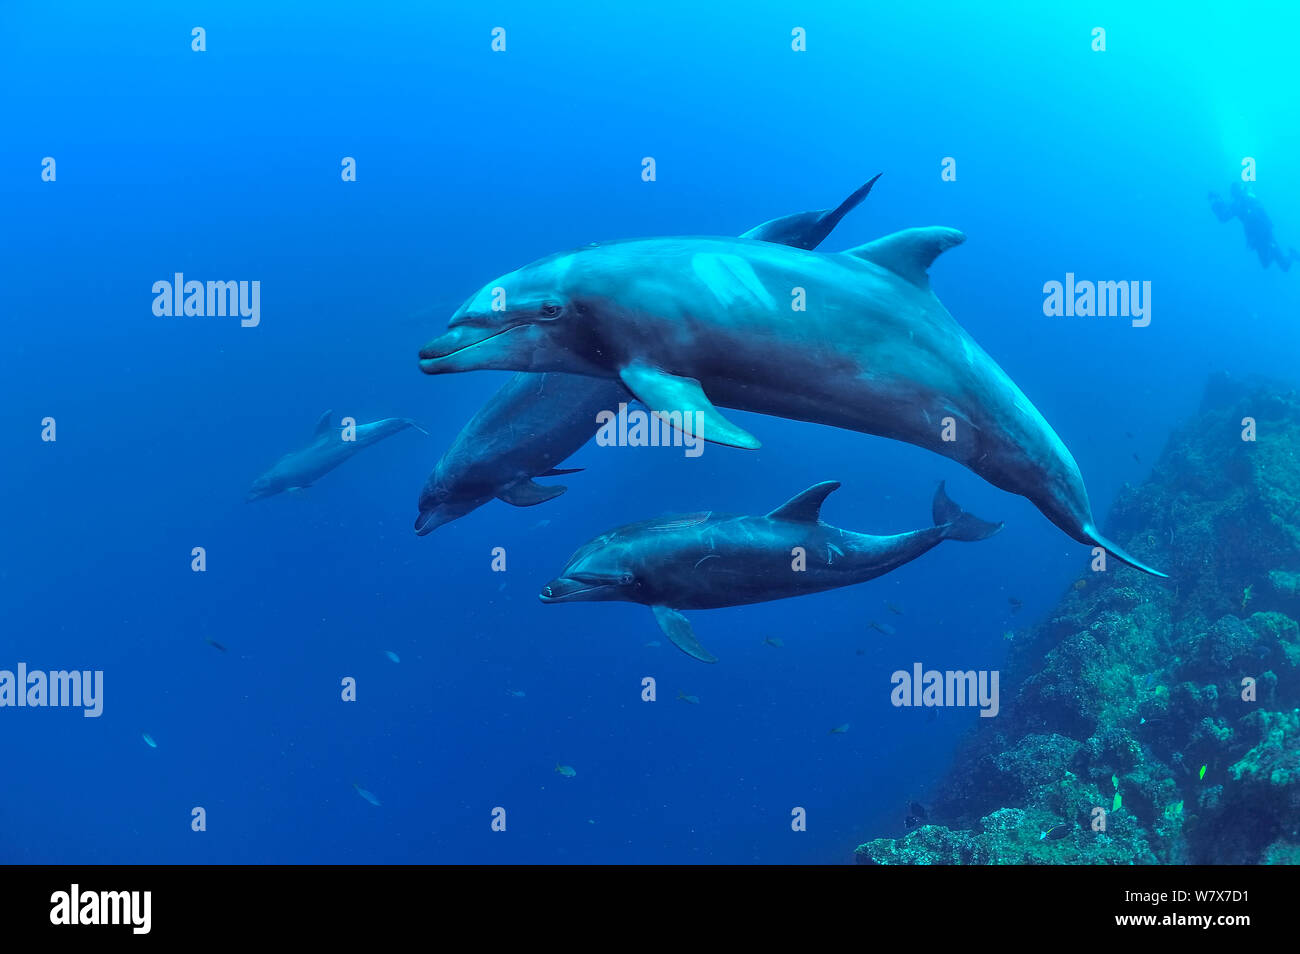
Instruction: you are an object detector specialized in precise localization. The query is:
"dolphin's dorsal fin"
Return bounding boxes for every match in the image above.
[767,481,841,523]
[740,174,880,250]
[313,410,333,437]
[844,227,965,289]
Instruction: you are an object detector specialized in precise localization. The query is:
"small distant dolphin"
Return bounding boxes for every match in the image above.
[247,410,427,501]
[414,179,880,534]
[539,481,1002,663]
[418,179,1165,576]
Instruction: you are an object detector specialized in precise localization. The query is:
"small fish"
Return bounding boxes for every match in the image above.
[352,782,381,806]
[762,636,784,648]
[141,733,157,749]
[1008,596,1023,612]
[383,650,400,664]
[829,723,850,734]
[506,689,526,698]
[1132,453,1141,464]
[676,690,700,705]
[855,648,866,656]
[1073,579,1087,591]
[1040,823,1071,841]
[908,800,927,821]
[1124,431,1134,439]
[1144,672,1155,688]
[1199,764,1207,781]
[868,621,896,637]
[203,637,227,653]
[644,640,662,648]
[555,763,577,778]
[886,602,904,616]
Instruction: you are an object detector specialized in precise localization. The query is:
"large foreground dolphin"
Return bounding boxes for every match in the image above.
[417,193,1166,576]
[539,481,1002,662]
[414,179,880,535]
[248,410,427,501]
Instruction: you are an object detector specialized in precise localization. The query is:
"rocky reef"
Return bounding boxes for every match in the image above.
[857,373,1300,864]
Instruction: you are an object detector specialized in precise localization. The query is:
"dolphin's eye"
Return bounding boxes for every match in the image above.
[539,301,563,320]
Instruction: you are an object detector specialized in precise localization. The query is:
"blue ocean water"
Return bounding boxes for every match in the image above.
[2,1,1298,864]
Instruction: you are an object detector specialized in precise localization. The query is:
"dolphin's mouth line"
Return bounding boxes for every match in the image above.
[419,323,527,364]
[539,575,618,602]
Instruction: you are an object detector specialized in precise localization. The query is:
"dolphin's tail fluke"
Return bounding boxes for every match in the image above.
[931,482,1003,542]
[1083,526,1169,578]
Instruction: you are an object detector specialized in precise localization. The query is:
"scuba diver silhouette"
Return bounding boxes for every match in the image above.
[1209,182,1299,271]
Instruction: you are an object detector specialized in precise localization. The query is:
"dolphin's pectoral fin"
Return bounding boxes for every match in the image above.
[767,481,842,523]
[313,410,333,437]
[651,605,717,664]
[844,227,966,290]
[497,479,567,507]
[541,467,584,476]
[617,364,761,450]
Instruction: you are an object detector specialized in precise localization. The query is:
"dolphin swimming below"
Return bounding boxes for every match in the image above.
[417,193,1166,577]
[248,410,427,502]
[414,179,880,535]
[415,372,623,533]
[539,481,1002,662]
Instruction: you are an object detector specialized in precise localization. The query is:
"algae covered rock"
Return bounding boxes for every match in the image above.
[854,374,1300,865]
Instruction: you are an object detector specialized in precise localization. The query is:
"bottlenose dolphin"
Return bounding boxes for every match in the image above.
[539,481,1002,662]
[417,195,1166,576]
[248,410,427,501]
[414,179,880,535]
[416,372,623,533]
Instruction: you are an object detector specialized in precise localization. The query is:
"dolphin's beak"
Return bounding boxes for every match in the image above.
[414,505,456,535]
[418,323,526,374]
[539,576,611,603]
